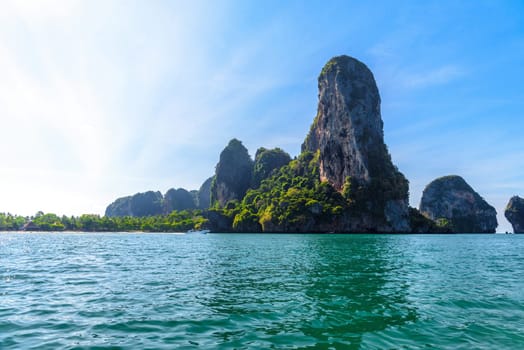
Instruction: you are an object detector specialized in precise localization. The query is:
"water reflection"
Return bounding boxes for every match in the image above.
[199,234,417,349]
[298,235,417,348]
[2,233,523,349]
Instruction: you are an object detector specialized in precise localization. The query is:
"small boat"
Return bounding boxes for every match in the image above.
[186,229,210,235]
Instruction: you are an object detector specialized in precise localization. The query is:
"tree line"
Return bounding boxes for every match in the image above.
[0,210,207,232]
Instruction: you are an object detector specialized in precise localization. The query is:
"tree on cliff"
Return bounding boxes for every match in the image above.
[252,147,291,188]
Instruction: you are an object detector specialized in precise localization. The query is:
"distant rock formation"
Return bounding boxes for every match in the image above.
[105,191,164,217]
[163,188,197,212]
[302,55,410,232]
[419,175,497,233]
[252,147,291,188]
[106,186,203,217]
[211,139,254,207]
[505,196,524,233]
[197,177,213,209]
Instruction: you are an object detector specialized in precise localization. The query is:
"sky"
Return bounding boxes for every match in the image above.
[0,0,523,231]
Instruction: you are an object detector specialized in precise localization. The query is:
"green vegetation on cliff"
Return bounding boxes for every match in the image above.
[212,151,346,232]
[252,147,291,188]
[207,149,420,233]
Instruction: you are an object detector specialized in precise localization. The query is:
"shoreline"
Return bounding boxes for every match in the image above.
[0,231,517,235]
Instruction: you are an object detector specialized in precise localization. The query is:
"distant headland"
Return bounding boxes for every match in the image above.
[2,56,523,233]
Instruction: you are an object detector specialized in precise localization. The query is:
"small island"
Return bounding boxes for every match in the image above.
[1,55,518,234]
[505,196,524,233]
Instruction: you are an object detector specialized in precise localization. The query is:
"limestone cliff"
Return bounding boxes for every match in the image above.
[105,186,202,217]
[302,55,410,232]
[419,175,497,233]
[105,191,164,217]
[197,177,213,209]
[504,196,524,233]
[163,188,197,213]
[211,139,254,207]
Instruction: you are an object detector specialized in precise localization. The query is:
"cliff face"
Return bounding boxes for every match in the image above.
[419,175,497,233]
[164,188,197,212]
[302,55,410,232]
[106,187,203,217]
[197,177,213,209]
[211,139,254,207]
[105,191,164,217]
[505,196,524,233]
[303,56,382,188]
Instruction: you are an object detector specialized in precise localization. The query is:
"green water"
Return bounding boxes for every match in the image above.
[0,233,523,349]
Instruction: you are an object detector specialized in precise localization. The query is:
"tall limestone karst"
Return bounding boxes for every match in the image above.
[419,175,497,233]
[211,139,254,207]
[504,196,524,233]
[302,55,410,232]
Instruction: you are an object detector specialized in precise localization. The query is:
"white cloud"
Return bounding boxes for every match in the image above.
[0,0,292,215]
[3,0,81,22]
[1,0,517,231]
[0,1,181,215]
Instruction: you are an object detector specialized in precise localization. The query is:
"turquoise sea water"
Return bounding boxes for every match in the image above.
[0,233,523,349]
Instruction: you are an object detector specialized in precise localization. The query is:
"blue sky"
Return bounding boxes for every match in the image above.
[0,0,523,231]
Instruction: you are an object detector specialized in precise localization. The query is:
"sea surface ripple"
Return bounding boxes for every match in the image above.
[0,233,523,349]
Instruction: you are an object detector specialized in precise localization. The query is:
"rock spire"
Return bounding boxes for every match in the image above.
[302,55,410,232]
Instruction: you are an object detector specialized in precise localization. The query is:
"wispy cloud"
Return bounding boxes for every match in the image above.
[0,0,522,230]
[0,0,296,215]
[401,65,466,88]
[0,1,225,215]
[3,0,81,22]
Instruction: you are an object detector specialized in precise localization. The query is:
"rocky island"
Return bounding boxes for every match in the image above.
[301,55,410,232]
[505,196,524,233]
[419,175,497,233]
[96,55,499,233]
[0,55,509,233]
